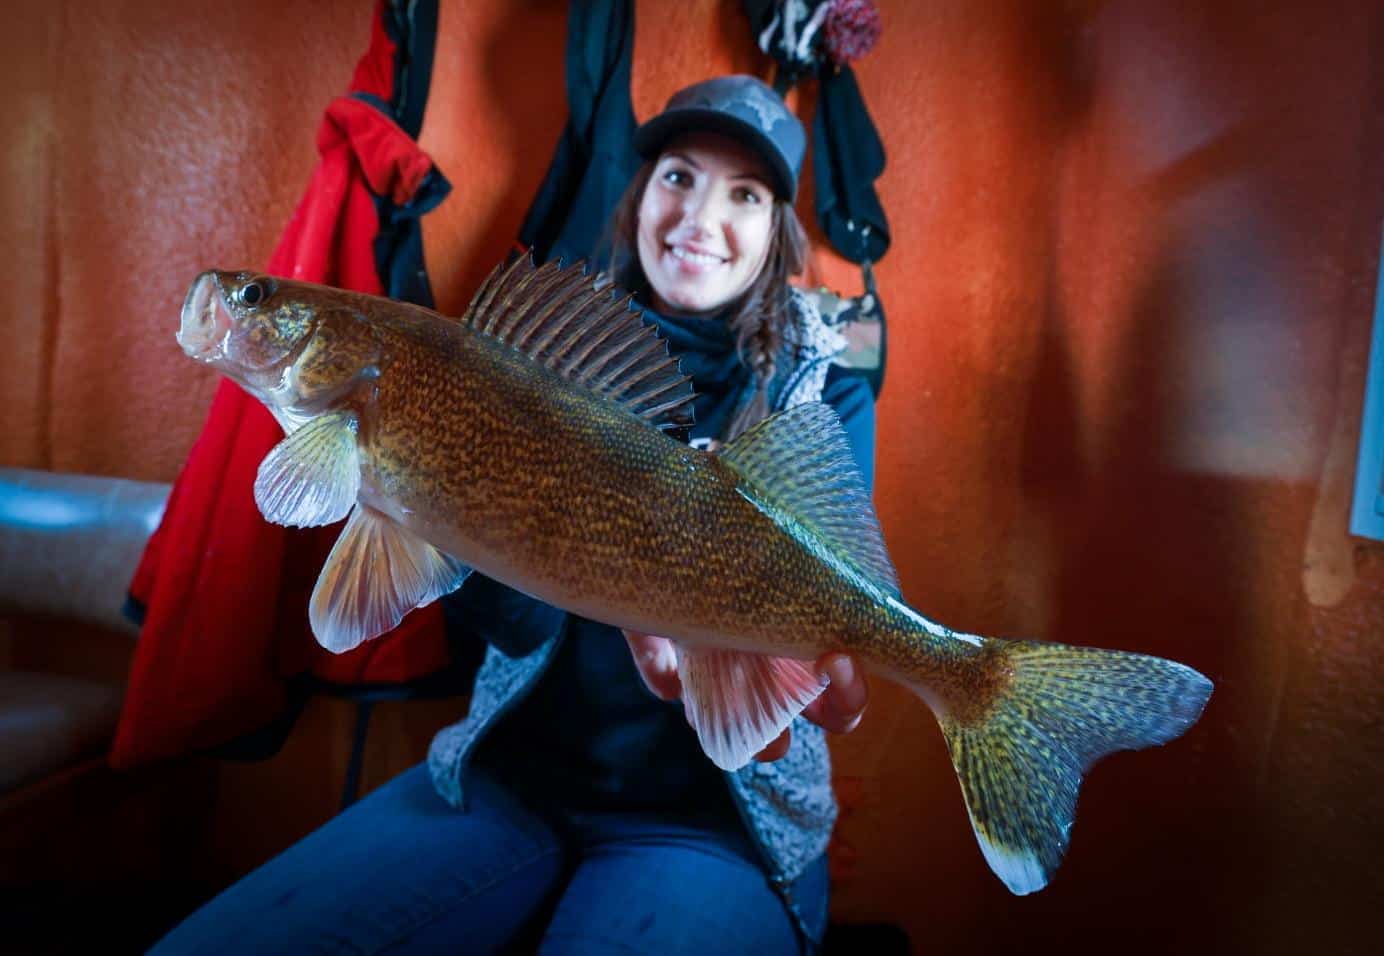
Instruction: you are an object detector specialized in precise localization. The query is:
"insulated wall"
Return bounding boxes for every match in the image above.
[3,2,1381,951]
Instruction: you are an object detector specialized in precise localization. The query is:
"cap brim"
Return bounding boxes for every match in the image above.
[633,109,796,201]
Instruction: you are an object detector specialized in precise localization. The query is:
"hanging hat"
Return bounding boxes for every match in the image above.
[633,74,806,200]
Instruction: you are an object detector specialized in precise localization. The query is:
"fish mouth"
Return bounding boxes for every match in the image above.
[177,271,233,362]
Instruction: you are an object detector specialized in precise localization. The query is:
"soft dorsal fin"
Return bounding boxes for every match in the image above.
[461,256,696,431]
[720,402,900,596]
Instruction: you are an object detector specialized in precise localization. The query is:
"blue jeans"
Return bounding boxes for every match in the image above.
[150,764,822,954]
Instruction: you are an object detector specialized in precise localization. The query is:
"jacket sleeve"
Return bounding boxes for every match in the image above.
[440,573,566,659]
[820,365,878,494]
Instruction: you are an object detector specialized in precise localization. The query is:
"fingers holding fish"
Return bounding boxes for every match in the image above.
[804,652,868,735]
[753,728,791,762]
[623,629,682,700]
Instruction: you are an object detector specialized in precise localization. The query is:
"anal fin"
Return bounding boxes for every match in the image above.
[674,643,828,771]
[310,505,472,653]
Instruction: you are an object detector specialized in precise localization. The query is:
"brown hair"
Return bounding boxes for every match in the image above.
[603,160,809,439]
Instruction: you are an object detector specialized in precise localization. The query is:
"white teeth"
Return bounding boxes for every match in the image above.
[668,246,725,266]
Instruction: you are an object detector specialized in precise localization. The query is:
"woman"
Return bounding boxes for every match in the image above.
[152,75,876,955]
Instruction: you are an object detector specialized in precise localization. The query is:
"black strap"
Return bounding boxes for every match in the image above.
[374,0,450,308]
[813,63,889,265]
[518,0,640,267]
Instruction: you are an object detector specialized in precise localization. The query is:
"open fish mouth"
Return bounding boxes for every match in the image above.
[177,271,233,362]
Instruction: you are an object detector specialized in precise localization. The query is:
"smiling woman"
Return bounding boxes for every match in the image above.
[431,80,879,952]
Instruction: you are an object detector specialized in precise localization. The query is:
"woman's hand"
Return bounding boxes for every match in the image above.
[623,631,868,762]
[624,630,683,701]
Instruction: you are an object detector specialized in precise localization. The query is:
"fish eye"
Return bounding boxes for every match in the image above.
[239,281,267,307]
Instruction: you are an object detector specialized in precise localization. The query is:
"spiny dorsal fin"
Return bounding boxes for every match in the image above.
[462,256,696,431]
[720,402,900,596]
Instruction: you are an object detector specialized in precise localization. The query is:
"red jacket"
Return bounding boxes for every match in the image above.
[113,7,449,769]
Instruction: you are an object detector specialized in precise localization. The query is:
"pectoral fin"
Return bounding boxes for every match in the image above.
[254,409,360,527]
[674,644,829,771]
[310,505,472,653]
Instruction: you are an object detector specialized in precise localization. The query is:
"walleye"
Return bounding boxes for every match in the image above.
[177,257,1212,894]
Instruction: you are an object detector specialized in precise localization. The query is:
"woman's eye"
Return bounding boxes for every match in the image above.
[733,187,763,205]
[662,168,692,188]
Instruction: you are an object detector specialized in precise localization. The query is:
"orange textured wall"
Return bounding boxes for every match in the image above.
[4,2,1382,952]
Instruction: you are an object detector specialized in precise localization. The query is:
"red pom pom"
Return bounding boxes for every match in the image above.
[823,0,883,66]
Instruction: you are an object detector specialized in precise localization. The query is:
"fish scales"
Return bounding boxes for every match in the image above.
[360,302,891,660]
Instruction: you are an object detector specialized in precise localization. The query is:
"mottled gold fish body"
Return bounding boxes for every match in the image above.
[223,278,895,666]
[374,334,963,681]
[178,258,1212,896]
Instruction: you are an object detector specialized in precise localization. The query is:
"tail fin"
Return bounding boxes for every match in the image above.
[917,639,1212,895]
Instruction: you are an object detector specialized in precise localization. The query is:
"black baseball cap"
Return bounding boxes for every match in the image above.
[633,75,806,201]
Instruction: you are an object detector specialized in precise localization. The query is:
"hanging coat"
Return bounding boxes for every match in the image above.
[112,0,450,769]
[518,0,639,265]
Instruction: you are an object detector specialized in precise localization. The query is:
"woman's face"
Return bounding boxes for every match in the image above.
[636,132,776,316]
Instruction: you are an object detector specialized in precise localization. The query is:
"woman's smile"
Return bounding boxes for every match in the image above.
[666,243,727,269]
